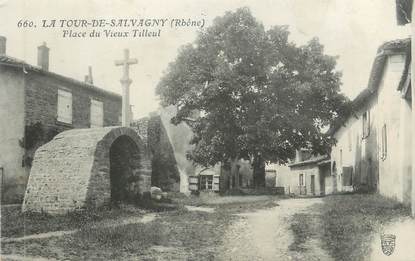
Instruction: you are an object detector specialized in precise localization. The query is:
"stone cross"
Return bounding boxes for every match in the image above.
[115,49,138,127]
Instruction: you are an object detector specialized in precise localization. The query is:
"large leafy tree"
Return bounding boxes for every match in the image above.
[156,8,350,187]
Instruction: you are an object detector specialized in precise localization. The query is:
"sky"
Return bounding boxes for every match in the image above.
[0,0,411,118]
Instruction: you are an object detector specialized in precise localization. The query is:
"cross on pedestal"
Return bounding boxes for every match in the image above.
[115,49,138,127]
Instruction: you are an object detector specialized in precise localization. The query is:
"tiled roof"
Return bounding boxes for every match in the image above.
[328,38,411,136]
[288,154,329,168]
[396,0,412,25]
[354,38,410,109]
[0,55,121,99]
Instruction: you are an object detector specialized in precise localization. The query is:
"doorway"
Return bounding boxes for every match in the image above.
[109,135,141,203]
[311,175,315,195]
[299,173,306,195]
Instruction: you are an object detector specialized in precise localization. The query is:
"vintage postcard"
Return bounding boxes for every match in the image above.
[1,0,415,260]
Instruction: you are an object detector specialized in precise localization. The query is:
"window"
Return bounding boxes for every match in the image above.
[90,99,104,127]
[381,124,387,160]
[213,175,220,191]
[188,176,199,191]
[57,89,72,124]
[299,174,304,186]
[200,175,213,190]
[362,111,370,139]
[340,149,343,167]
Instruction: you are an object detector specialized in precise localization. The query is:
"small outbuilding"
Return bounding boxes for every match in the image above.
[22,127,151,214]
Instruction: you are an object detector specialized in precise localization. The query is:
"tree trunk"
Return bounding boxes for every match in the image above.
[253,153,265,188]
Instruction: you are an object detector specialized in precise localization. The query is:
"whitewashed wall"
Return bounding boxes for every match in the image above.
[0,67,25,202]
[331,52,412,206]
[377,54,412,205]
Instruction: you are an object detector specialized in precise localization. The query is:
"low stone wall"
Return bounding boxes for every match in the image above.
[22,127,151,214]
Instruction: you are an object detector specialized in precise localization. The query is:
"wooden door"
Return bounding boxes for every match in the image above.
[311,175,315,195]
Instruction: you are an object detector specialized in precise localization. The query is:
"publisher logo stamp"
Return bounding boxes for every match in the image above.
[380,234,396,256]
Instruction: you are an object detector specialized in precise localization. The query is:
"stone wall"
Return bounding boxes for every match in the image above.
[147,116,181,191]
[1,56,122,204]
[15,71,122,203]
[25,72,121,129]
[22,127,151,214]
[131,117,149,142]
[159,106,198,193]
[132,114,182,192]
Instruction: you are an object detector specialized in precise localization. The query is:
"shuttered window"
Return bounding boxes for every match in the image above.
[299,174,304,186]
[362,111,370,139]
[213,175,220,191]
[381,124,387,161]
[188,176,199,191]
[188,175,220,191]
[90,99,104,128]
[57,89,72,124]
[200,175,213,190]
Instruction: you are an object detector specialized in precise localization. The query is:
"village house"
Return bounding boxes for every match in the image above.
[0,36,122,203]
[264,150,330,197]
[396,0,415,218]
[287,151,331,196]
[329,38,413,206]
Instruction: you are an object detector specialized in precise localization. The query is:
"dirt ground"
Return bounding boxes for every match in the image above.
[1,194,412,260]
[1,195,281,260]
[217,198,332,261]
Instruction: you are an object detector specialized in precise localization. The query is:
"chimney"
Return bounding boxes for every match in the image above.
[0,36,6,55]
[84,66,93,84]
[295,150,302,162]
[37,42,49,71]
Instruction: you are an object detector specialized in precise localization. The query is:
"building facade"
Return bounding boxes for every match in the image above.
[0,37,121,203]
[264,150,330,197]
[330,38,412,206]
[396,0,415,217]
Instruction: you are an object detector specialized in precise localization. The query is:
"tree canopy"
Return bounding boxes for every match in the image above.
[156,7,351,186]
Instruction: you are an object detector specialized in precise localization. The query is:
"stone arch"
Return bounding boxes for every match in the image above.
[23,127,151,214]
[109,135,141,203]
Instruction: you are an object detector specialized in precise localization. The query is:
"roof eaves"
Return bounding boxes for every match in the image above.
[328,38,410,137]
[0,55,121,99]
[288,155,329,168]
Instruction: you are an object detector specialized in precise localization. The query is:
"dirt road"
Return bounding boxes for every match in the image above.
[217,198,333,261]
[3,195,410,260]
[1,197,335,260]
